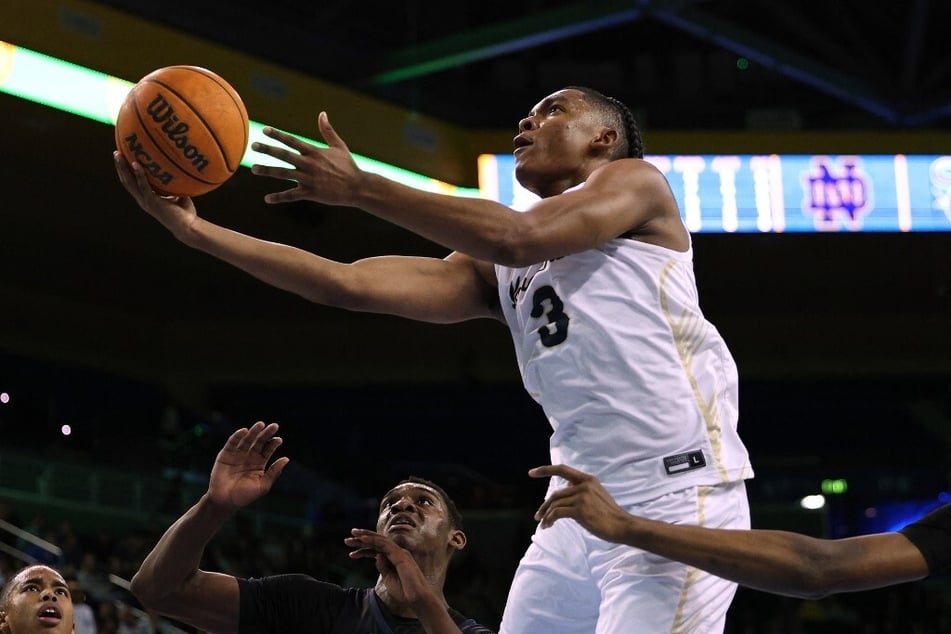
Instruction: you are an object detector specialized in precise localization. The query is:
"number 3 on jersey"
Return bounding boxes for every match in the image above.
[530,285,569,347]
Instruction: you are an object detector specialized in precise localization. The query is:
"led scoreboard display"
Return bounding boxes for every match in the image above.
[478,153,951,233]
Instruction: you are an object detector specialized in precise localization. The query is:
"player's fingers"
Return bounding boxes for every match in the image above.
[349,528,379,537]
[263,187,306,205]
[129,158,156,195]
[533,499,549,521]
[537,499,577,529]
[113,151,130,177]
[533,486,578,520]
[529,464,589,483]
[250,421,279,447]
[259,435,283,459]
[264,456,290,482]
[251,141,302,166]
[543,505,577,529]
[114,153,141,196]
[251,164,299,182]
[345,531,385,550]
[260,126,316,154]
[251,425,282,460]
[235,421,266,453]
[346,547,379,560]
[223,426,251,452]
[317,112,348,151]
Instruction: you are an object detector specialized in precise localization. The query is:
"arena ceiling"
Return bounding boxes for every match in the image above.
[0,0,949,397]
[95,0,951,131]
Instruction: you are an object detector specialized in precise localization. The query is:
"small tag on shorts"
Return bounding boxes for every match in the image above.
[663,450,706,475]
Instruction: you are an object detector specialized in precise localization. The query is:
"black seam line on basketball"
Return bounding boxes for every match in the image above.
[156,66,247,171]
[145,77,236,175]
[171,66,248,162]
[130,88,217,186]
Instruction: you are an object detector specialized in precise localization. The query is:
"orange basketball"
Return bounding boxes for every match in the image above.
[115,65,249,197]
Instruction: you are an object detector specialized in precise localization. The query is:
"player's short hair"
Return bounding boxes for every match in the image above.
[395,476,464,532]
[565,86,644,160]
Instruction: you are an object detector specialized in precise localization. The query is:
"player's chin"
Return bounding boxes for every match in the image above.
[513,163,543,191]
[385,530,416,549]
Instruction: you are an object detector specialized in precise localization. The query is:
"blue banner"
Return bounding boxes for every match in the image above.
[478,153,951,233]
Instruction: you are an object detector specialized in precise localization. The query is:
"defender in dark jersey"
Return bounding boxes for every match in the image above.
[532,463,950,599]
[130,422,494,634]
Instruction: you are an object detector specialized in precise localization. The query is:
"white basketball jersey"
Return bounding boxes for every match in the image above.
[496,236,753,505]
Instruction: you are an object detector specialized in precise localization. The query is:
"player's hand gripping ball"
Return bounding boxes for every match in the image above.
[115,65,249,197]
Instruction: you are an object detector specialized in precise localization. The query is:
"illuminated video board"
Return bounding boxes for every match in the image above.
[478,153,951,233]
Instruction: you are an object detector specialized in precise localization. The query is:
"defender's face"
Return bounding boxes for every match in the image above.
[0,566,74,634]
[376,482,453,551]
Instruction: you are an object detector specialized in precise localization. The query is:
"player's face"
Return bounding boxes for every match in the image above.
[513,88,605,196]
[376,483,455,552]
[0,566,74,634]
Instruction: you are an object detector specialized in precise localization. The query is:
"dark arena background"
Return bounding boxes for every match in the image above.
[2,1,951,631]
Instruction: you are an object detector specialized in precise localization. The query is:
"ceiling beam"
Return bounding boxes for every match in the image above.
[649,5,901,124]
[756,0,887,85]
[903,100,951,127]
[370,1,645,85]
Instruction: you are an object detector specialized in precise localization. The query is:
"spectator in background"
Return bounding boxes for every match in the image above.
[115,603,155,634]
[76,553,114,605]
[66,577,98,634]
[96,601,119,634]
[0,555,14,589]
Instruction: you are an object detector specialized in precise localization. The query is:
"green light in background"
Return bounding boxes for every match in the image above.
[0,39,129,124]
[0,39,481,197]
[821,478,848,495]
[736,57,750,71]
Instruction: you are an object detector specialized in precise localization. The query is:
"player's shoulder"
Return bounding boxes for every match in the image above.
[587,157,669,189]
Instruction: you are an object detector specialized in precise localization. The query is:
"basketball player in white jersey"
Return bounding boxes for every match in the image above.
[115,86,754,632]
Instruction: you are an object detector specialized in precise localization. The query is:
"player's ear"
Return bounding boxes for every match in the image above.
[448,529,467,552]
[590,127,619,156]
[0,609,9,634]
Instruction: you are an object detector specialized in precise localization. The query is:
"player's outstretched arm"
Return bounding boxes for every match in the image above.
[250,114,682,266]
[115,151,500,324]
[530,464,930,600]
[131,422,290,634]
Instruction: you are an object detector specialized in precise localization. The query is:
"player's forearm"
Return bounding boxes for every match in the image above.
[620,518,844,599]
[353,173,526,265]
[131,494,233,605]
[181,216,355,307]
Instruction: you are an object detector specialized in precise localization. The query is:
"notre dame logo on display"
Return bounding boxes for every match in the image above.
[803,156,871,230]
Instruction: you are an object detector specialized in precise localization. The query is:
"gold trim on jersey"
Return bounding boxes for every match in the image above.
[659,260,728,482]
[670,485,712,633]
